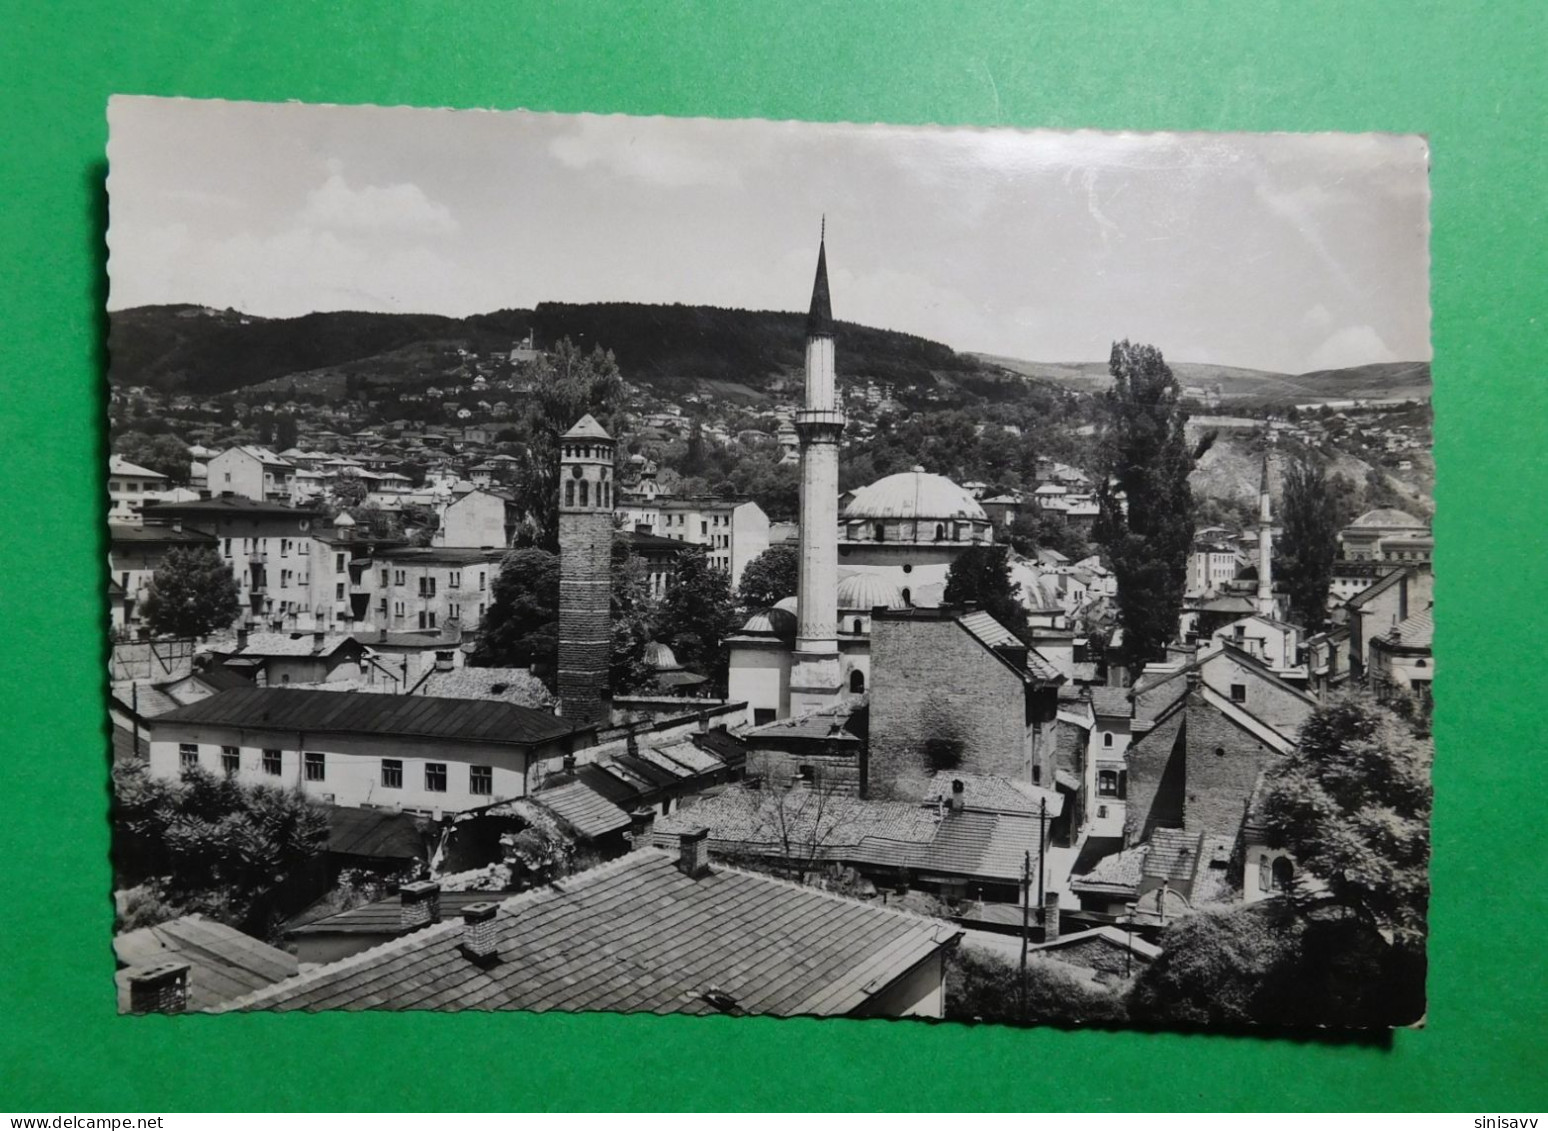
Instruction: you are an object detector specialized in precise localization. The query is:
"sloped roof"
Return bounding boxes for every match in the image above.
[225,851,960,1017]
[562,414,613,441]
[1142,828,1205,884]
[1349,507,1426,530]
[1090,687,1132,719]
[151,686,584,747]
[1070,843,1148,895]
[109,523,217,547]
[1376,605,1434,651]
[416,667,553,709]
[289,891,499,937]
[922,772,1064,818]
[956,611,1064,684]
[742,702,865,744]
[327,806,426,861]
[1029,925,1162,962]
[533,781,632,839]
[220,632,359,659]
[108,454,168,479]
[115,916,298,1012]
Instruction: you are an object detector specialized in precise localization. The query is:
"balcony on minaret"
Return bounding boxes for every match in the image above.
[795,407,846,430]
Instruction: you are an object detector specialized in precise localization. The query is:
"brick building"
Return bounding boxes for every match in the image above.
[869,607,1064,801]
[557,415,615,726]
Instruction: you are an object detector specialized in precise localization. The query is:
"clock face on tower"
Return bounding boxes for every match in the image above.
[571,465,583,478]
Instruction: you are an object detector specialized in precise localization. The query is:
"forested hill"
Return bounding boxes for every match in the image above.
[108,302,992,403]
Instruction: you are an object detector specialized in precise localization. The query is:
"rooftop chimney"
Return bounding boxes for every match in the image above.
[949,778,966,812]
[458,901,500,966]
[629,807,656,851]
[312,630,326,652]
[677,826,712,879]
[562,752,577,773]
[1042,893,1061,943]
[171,518,183,534]
[399,879,442,931]
[434,650,455,672]
[236,627,249,650]
[127,961,190,1014]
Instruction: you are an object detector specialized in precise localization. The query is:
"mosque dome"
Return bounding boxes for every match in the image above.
[740,605,798,638]
[643,641,682,671]
[843,467,987,523]
[773,595,800,614]
[836,573,906,611]
[332,511,356,528]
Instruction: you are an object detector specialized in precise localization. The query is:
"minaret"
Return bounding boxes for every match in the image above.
[788,223,846,716]
[557,414,615,726]
[1256,432,1275,618]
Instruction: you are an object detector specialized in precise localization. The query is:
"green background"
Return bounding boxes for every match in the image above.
[2,0,1545,1112]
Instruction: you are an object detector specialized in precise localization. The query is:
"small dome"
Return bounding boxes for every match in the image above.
[773,595,800,614]
[836,573,905,610]
[333,511,356,527]
[1349,507,1426,529]
[643,641,681,671]
[740,606,798,638]
[843,470,988,523]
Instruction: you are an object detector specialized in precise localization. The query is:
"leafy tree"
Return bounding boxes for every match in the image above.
[141,546,241,638]
[332,476,368,508]
[610,541,658,694]
[1093,340,1196,669]
[946,946,1128,1027]
[471,548,560,678]
[273,415,299,451]
[1257,692,1432,949]
[1277,455,1340,632]
[114,431,192,483]
[655,545,739,685]
[112,762,330,940]
[943,544,1029,641]
[737,543,800,610]
[513,339,624,549]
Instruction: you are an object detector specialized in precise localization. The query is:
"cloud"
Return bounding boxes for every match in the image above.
[299,170,458,237]
[1305,324,1398,371]
[548,115,744,188]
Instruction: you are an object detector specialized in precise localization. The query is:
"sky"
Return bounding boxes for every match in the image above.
[107,97,1431,374]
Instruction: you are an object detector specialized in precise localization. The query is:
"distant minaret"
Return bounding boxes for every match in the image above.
[1256,432,1275,618]
[557,414,615,726]
[789,222,846,716]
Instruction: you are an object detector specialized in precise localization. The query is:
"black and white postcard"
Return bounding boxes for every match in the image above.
[106,99,1432,1028]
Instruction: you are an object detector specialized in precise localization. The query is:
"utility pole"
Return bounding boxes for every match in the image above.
[1036,796,1048,935]
[1018,849,1031,1025]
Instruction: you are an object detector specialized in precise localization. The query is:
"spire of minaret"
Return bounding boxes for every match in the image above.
[805,221,833,339]
[1256,429,1275,617]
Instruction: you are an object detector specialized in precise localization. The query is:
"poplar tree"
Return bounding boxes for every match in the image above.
[1093,340,1195,669]
[141,546,241,639]
[1277,455,1340,633]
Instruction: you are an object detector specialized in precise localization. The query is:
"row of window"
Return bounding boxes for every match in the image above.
[563,479,611,508]
[378,570,486,591]
[177,745,493,795]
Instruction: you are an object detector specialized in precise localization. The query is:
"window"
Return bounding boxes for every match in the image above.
[425,763,447,792]
[901,587,911,605]
[280,673,291,685]
[1271,856,1295,891]
[381,759,403,789]
[934,523,946,541]
[394,570,406,586]
[280,539,290,557]
[221,746,240,775]
[796,764,816,784]
[225,539,232,557]
[335,553,346,572]
[381,569,389,587]
[448,571,461,589]
[450,603,460,620]
[478,571,486,591]
[753,708,777,726]
[304,752,325,781]
[1229,683,1247,703]
[849,669,865,693]
[470,765,492,796]
[852,618,863,634]
[1032,765,1042,785]
[262,749,281,776]
[179,743,199,770]
[336,582,345,600]
[565,480,575,506]
[1103,732,1114,748]
[1098,770,1121,797]
[393,601,405,618]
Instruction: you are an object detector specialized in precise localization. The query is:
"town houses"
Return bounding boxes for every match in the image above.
[110,229,1433,1022]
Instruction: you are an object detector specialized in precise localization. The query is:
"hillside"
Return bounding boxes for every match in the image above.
[109,302,993,404]
[977,354,1430,407]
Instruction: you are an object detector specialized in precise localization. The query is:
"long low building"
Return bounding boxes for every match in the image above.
[147,686,594,814]
[219,842,963,1018]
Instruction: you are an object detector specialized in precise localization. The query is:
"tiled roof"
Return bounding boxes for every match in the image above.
[1030,926,1162,962]
[327,806,427,861]
[115,916,298,1012]
[742,702,864,743]
[109,523,217,546]
[373,547,505,565]
[1070,842,1147,894]
[417,667,553,709]
[1143,828,1205,884]
[112,723,149,764]
[658,786,1044,885]
[289,891,498,937]
[1090,687,1132,718]
[226,851,961,1016]
[956,612,1063,684]
[222,632,359,658]
[1349,507,1425,529]
[109,454,168,479]
[533,781,632,839]
[143,497,318,518]
[922,772,1064,818]
[1378,606,1433,651]
[151,686,584,746]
